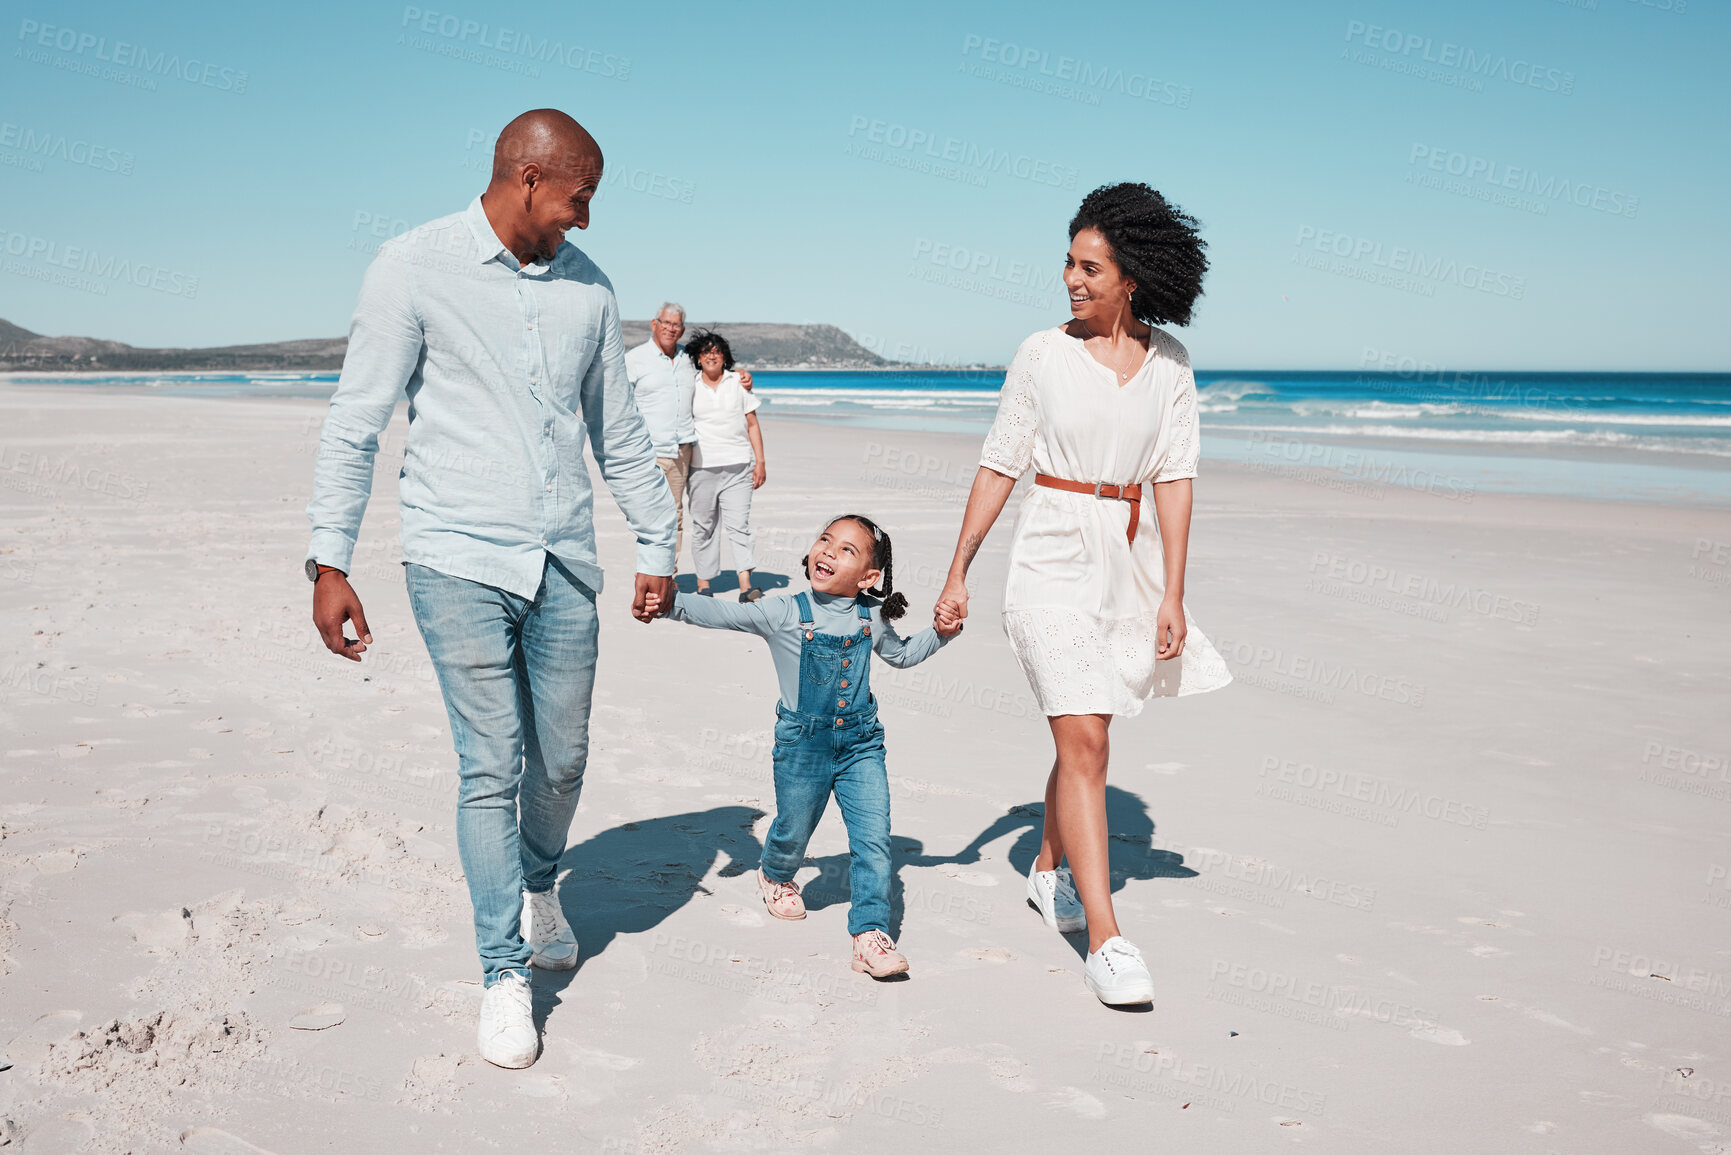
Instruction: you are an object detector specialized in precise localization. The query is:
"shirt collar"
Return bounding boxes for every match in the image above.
[462,196,514,266]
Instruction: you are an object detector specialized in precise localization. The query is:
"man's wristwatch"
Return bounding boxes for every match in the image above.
[305,560,345,583]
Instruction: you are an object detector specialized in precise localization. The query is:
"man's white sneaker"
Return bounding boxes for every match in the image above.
[1026,861,1086,933]
[522,887,578,970]
[476,970,538,1068]
[1084,936,1154,1005]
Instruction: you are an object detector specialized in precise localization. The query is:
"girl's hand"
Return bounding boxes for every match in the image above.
[641,589,667,620]
[751,460,766,489]
[936,574,970,624]
[1155,594,1187,660]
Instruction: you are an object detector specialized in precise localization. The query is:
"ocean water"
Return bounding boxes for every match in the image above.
[10,367,1731,504]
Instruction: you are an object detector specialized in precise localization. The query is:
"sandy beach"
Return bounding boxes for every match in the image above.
[2,382,1729,1153]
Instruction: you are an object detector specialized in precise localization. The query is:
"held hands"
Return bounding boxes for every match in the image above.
[935,575,970,628]
[1155,593,1187,660]
[933,602,965,638]
[634,573,676,623]
[312,571,372,662]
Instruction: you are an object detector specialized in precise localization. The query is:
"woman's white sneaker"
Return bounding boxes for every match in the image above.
[1026,861,1086,933]
[1084,936,1154,1005]
[476,970,538,1068]
[522,887,579,970]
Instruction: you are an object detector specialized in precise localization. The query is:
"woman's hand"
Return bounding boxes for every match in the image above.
[1155,593,1187,660]
[751,460,766,489]
[936,574,970,624]
[934,601,965,638]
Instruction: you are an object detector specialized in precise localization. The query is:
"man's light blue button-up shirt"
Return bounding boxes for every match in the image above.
[306,197,676,600]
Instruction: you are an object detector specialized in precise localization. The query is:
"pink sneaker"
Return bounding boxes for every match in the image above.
[851,930,909,978]
[757,871,806,920]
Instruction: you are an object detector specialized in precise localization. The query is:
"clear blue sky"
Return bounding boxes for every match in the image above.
[1,0,1724,369]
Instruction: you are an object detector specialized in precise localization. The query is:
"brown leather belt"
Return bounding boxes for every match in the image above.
[1035,473,1142,544]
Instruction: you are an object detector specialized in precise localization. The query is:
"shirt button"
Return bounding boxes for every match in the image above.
[545,484,553,492]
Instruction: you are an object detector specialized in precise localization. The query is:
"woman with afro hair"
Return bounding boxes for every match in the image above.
[937,182,1232,1007]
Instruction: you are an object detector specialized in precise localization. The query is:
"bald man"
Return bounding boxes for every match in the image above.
[305,109,677,1069]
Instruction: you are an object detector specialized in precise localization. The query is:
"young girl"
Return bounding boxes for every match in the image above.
[643,514,962,977]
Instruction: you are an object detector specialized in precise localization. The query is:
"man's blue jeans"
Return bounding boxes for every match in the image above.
[405,557,597,986]
[762,709,892,936]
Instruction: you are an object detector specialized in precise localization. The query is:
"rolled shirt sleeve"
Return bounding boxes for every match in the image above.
[583,289,678,576]
[306,248,423,574]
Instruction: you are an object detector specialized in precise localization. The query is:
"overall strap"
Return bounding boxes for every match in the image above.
[794,592,815,636]
[856,596,872,637]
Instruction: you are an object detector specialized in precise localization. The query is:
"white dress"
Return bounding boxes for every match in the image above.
[980,326,1232,717]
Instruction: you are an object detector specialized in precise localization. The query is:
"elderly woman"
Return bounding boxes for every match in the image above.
[686,329,767,601]
[937,183,1232,1007]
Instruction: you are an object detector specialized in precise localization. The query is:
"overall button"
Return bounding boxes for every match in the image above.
[837,698,847,708]
[843,639,852,647]
[834,718,843,727]
[841,658,850,667]
[840,679,849,688]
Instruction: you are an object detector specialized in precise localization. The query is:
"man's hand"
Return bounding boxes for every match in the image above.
[312,569,372,661]
[738,369,754,391]
[634,573,676,622]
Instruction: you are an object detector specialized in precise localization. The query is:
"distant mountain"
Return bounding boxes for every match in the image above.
[0,318,895,373]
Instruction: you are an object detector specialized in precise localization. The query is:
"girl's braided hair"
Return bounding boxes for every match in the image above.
[801,513,909,621]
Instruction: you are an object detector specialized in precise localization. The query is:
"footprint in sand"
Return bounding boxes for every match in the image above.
[19,1113,95,1152]
[115,908,192,954]
[1645,1114,1720,1144]
[961,947,1015,964]
[1043,1086,1107,1119]
[3,1010,82,1068]
[179,1128,277,1154]
[513,1072,567,1099]
[936,865,998,887]
[288,1004,345,1031]
[30,848,80,875]
[718,903,765,928]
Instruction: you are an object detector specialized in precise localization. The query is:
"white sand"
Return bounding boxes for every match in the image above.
[1,384,1728,1153]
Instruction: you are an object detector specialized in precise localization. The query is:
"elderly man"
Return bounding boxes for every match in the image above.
[305,109,676,1070]
[623,304,749,570]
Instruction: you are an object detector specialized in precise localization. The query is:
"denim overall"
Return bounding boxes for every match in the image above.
[760,593,892,935]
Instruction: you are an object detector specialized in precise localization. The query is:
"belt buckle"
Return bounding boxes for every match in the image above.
[1093,481,1121,501]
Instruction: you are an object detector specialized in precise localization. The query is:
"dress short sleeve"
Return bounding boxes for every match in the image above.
[1154,346,1199,483]
[979,335,1042,479]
